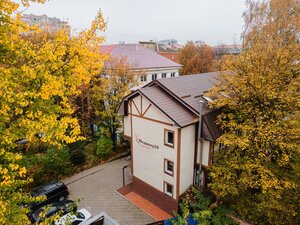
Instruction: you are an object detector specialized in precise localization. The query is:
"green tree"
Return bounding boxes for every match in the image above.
[208,0,300,224]
[0,0,106,223]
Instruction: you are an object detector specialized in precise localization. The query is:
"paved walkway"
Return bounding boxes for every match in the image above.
[63,158,155,225]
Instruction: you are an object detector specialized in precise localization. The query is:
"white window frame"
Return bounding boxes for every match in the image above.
[152,74,157,80]
[164,129,174,148]
[164,181,173,197]
[140,75,147,82]
[164,159,174,176]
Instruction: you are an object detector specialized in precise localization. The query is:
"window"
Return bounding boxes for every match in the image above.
[162,73,167,78]
[152,74,157,80]
[236,129,242,136]
[171,72,176,77]
[164,181,173,197]
[164,159,174,176]
[140,75,147,82]
[219,143,225,151]
[164,129,174,147]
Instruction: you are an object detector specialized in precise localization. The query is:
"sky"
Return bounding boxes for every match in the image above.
[20,0,247,46]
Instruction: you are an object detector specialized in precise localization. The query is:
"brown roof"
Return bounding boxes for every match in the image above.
[156,72,218,114]
[119,72,222,141]
[140,85,197,127]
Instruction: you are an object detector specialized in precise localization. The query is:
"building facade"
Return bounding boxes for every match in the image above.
[21,14,70,33]
[100,44,182,86]
[118,72,222,214]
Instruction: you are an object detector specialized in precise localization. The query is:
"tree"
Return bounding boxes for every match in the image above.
[208,0,300,224]
[0,0,106,223]
[91,56,142,149]
[178,41,214,75]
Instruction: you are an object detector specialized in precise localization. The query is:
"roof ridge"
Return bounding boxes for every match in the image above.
[147,80,199,115]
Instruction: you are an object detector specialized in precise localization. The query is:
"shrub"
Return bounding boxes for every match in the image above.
[171,189,237,225]
[42,147,73,179]
[96,137,113,159]
[69,141,86,165]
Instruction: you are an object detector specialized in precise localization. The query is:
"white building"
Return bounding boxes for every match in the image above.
[118,72,222,214]
[100,44,182,85]
[21,14,70,33]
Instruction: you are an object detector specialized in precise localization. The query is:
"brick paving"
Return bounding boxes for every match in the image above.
[125,192,172,221]
[63,158,155,225]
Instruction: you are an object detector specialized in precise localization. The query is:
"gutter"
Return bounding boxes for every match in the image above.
[197,100,204,187]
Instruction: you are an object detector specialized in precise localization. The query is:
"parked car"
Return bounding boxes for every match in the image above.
[30,181,69,211]
[29,200,77,224]
[55,208,92,225]
[83,212,120,225]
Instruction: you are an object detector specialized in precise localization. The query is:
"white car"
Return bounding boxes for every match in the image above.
[55,208,92,225]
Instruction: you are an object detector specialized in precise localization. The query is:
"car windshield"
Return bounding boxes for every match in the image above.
[77,212,85,219]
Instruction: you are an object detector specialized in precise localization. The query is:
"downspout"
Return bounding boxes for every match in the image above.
[197,100,204,187]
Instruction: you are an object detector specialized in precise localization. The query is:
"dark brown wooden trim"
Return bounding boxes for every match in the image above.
[129,113,173,127]
[164,158,174,177]
[176,128,181,200]
[124,134,131,139]
[163,181,174,198]
[132,99,141,116]
[137,90,180,127]
[142,104,152,117]
[130,101,134,175]
[164,128,175,148]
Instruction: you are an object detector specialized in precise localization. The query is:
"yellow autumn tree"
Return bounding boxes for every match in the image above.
[178,41,215,75]
[90,56,142,149]
[208,0,300,224]
[0,0,107,224]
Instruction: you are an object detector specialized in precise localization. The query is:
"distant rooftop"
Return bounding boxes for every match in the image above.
[21,14,70,32]
[100,44,182,69]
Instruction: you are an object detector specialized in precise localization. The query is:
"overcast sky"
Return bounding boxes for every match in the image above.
[20,0,247,45]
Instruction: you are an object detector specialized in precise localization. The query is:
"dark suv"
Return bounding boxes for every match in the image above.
[30,181,69,211]
[30,199,77,224]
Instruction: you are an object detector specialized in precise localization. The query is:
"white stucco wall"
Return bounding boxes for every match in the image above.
[130,95,178,199]
[141,68,180,85]
[202,140,210,166]
[123,116,130,137]
[179,125,195,195]
[196,140,211,166]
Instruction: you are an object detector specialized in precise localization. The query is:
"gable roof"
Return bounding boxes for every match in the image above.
[156,72,218,114]
[140,85,197,127]
[100,44,182,69]
[119,72,222,141]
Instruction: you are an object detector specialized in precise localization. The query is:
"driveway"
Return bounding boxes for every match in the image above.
[63,158,155,225]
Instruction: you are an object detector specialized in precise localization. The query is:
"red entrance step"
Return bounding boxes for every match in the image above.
[124,191,172,221]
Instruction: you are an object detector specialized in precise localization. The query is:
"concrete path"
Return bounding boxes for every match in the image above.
[63,158,155,225]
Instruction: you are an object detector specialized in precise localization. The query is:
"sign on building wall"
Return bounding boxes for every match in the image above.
[135,135,159,150]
